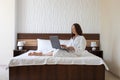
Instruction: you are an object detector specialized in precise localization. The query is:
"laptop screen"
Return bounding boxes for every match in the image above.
[49,36,61,49]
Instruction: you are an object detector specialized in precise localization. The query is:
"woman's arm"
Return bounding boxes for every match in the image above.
[61,44,75,52]
[66,46,75,51]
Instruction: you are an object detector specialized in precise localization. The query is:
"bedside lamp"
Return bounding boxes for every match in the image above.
[91,42,97,51]
[17,41,24,50]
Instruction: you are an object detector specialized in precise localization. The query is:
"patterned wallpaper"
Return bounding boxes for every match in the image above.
[17,0,100,33]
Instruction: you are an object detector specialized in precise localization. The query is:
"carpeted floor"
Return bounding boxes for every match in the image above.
[0,65,119,80]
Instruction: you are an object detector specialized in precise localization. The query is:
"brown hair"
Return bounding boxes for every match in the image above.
[71,23,83,38]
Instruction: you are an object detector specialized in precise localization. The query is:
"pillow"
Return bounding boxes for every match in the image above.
[60,39,69,46]
[37,39,53,53]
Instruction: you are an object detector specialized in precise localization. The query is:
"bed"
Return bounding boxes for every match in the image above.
[9,33,107,80]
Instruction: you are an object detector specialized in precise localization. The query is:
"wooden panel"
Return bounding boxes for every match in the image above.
[22,46,37,50]
[18,33,71,39]
[87,40,99,47]
[18,33,99,40]
[18,39,37,46]
[9,65,105,80]
[83,34,99,40]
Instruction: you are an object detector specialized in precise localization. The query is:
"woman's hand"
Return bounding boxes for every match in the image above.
[61,45,75,52]
[61,44,67,49]
[66,46,75,52]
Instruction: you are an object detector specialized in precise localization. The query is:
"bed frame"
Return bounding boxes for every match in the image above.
[9,33,105,80]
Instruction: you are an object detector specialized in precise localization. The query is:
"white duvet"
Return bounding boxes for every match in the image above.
[9,50,109,70]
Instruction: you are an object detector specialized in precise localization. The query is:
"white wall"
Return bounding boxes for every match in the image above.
[0,0,15,64]
[101,0,120,77]
[17,0,100,33]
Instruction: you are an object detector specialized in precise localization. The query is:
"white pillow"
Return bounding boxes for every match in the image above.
[37,39,53,53]
[60,40,69,46]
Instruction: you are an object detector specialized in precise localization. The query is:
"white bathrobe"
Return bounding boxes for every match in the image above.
[53,35,86,57]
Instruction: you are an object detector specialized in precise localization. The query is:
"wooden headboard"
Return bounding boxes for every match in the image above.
[17,33,100,51]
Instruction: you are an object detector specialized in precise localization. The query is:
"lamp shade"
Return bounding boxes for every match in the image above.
[91,42,97,47]
[17,41,24,47]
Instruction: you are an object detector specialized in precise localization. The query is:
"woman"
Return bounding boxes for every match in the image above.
[29,23,86,57]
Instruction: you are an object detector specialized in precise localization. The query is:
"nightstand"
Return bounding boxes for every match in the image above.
[88,50,103,58]
[13,50,27,57]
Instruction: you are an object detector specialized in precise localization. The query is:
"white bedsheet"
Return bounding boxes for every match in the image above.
[9,50,109,70]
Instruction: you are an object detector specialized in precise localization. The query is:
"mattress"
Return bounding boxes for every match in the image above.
[9,50,109,70]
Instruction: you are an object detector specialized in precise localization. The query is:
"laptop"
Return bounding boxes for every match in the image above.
[49,36,69,52]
